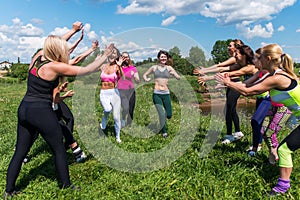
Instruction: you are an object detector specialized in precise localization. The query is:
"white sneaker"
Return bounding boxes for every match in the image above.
[221,135,235,144]
[246,144,262,152]
[100,123,106,130]
[233,131,244,139]
[116,138,122,143]
[76,152,87,163]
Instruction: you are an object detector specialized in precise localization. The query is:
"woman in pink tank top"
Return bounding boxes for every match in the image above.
[117,52,140,127]
[99,47,124,143]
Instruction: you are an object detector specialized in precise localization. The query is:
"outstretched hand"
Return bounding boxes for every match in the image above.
[197,75,210,86]
[193,67,205,75]
[59,82,69,92]
[214,73,230,85]
[72,21,83,33]
[103,44,115,57]
[61,90,74,98]
[92,40,99,50]
[116,56,124,67]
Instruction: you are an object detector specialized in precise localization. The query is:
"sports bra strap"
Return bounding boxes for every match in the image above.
[30,55,51,78]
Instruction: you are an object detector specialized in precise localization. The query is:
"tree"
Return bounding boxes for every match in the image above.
[10,63,29,80]
[187,46,206,68]
[211,39,232,64]
[169,46,181,57]
[169,46,194,75]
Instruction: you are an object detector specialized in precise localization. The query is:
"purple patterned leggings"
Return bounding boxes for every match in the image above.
[261,106,292,149]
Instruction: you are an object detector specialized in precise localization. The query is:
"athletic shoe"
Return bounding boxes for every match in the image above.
[76,152,87,163]
[62,184,81,191]
[23,156,29,164]
[246,144,262,152]
[248,150,256,157]
[221,135,236,144]
[267,190,282,197]
[233,131,244,139]
[100,123,106,130]
[3,190,21,199]
[116,138,122,143]
[162,133,168,138]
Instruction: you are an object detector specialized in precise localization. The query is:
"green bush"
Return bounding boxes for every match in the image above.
[10,63,29,80]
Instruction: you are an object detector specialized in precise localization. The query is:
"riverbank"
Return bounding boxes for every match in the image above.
[198,92,256,115]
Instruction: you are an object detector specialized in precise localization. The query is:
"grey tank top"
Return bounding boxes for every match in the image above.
[154,65,170,79]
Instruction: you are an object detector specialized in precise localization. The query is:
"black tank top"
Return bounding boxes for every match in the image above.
[23,56,59,103]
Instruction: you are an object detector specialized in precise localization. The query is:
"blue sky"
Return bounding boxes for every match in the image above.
[1,0,299,64]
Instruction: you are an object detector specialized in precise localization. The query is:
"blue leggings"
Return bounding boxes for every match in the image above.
[251,97,271,149]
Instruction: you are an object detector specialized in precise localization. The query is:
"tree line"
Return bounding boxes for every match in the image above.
[6,39,300,81]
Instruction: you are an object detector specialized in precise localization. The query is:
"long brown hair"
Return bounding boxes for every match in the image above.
[109,47,124,78]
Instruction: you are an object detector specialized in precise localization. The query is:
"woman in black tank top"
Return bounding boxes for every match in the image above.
[4,26,115,197]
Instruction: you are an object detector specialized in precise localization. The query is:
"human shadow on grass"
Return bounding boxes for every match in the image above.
[24,140,91,165]
[212,140,280,183]
[212,138,250,153]
[16,152,99,191]
[16,156,57,191]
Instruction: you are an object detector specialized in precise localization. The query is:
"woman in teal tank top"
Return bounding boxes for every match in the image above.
[215,43,299,196]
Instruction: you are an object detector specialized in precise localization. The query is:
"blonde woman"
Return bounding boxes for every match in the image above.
[216,44,299,196]
[4,34,114,198]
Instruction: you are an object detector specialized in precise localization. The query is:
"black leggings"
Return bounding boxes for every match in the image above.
[119,89,136,125]
[225,87,241,135]
[56,101,76,147]
[6,101,71,192]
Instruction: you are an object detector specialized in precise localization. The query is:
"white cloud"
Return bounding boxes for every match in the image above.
[117,0,296,38]
[277,25,285,31]
[0,18,96,63]
[236,22,274,40]
[0,18,45,63]
[161,16,176,26]
[31,18,44,25]
[296,29,300,33]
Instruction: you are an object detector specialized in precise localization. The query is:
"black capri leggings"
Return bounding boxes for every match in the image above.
[225,87,241,135]
[56,101,76,147]
[6,100,71,192]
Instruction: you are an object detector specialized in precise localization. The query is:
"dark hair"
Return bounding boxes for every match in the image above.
[157,50,173,66]
[236,45,254,64]
[232,39,244,48]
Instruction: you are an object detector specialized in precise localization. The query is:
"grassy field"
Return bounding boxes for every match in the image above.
[1,77,300,200]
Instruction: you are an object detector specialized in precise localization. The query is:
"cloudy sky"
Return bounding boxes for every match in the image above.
[1,0,299,63]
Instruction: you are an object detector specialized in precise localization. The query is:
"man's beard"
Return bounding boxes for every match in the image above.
[123,61,129,66]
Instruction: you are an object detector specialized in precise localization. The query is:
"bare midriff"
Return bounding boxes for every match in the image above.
[154,78,169,91]
[101,81,115,89]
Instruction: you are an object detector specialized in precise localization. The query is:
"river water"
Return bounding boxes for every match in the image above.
[198,98,256,116]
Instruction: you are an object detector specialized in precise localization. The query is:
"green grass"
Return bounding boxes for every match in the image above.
[1,79,300,200]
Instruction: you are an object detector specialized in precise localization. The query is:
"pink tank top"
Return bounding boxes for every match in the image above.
[100,69,118,83]
[117,66,137,90]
